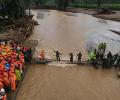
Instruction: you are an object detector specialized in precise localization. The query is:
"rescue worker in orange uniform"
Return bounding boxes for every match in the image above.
[40,50,45,61]
[3,72,9,86]
[0,82,3,90]
[9,72,17,91]
[3,72,10,92]
[0,63,5,75]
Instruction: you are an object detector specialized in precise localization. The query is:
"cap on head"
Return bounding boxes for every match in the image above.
[1,88,5,93]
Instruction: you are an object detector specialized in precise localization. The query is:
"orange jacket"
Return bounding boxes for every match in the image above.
[9,73,17,82]
[0,82,3,89]
[2,94,7,100]
[0,64,5,74]
[3,76,10,87]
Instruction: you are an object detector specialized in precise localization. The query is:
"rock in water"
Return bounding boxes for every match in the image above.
[117,71,120,78]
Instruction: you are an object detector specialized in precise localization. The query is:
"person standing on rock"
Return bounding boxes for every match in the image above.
[107,51,113,68]
[54,51,61,61]
[115,55,120,70]
[69,53,73,63]
[102,56,108,68]
[40,50,45,61]
[96,51,100,64]
[77,52,82,63]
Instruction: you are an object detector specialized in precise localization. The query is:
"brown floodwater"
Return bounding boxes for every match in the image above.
[31,10,120,61]
[17,65,120,100]
[16,10,120,100]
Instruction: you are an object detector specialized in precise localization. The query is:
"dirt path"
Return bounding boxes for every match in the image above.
[16,64,120,100]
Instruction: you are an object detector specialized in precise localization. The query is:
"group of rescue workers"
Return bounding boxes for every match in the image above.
[2,38,120,100]
[88,42,120,70]
[0,40,32,100]
[39,42,120,70]
[39,50,82,64]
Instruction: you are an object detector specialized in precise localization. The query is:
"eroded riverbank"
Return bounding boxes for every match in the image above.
[66,8,120,22]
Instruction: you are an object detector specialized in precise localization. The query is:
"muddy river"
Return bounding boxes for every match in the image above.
[16,10,120,100]
[31,10,120,61]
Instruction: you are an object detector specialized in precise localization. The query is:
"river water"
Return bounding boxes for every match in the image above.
[31,10,120,61]
[16,10,120,100]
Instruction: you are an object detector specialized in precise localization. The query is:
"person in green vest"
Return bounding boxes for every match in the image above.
[89,50,97,67]
[15,67,22,86]
[89,51,96,61]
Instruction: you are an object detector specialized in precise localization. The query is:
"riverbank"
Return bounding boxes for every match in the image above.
[66,8,120,22]
[0,15,37,43]
[11,40,38,100]
[32,7,120,22]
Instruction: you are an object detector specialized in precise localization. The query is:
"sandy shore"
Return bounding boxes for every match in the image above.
[67,8,120,22]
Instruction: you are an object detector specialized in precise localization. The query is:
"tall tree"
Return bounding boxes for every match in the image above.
[97,0,102,8]
[57,0,70,10]
[0,0,32,19]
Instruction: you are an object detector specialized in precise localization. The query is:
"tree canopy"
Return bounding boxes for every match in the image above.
[0,0,120,19]
[0,0,32,20]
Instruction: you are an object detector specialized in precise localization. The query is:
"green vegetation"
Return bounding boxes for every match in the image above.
[0,0,32,19]
[32,0,120,10]
[0,0,119,20]
[0,0,32,29]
